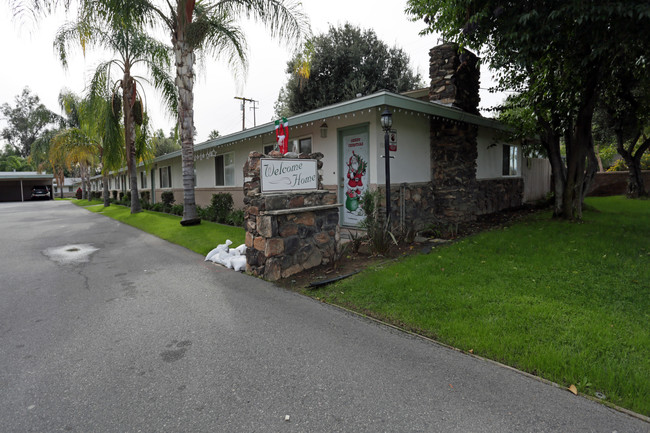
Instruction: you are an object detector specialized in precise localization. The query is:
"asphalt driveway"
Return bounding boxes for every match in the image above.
[0,201,646,432]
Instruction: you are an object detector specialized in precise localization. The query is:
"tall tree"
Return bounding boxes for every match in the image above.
[1,87,60,158]
[151,128,181,157]
[0,146,33,171]
[407,1,650,219]
[275,23,422,116]
[599,45,650,198]
[54,8,177,213]
[91,0,309,225]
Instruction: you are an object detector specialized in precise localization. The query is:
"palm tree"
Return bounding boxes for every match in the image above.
[54,10,177,213]
[59,90,126,206]
[87,0,309,225]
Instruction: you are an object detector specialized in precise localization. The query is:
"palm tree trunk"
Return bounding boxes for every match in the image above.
[102,173,110,207]
[81,163,89,200]
[174,34,200,226]
[122,73,142,214]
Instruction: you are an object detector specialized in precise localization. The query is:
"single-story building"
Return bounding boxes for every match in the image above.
[90,43,550,231]
[0,172,53,202]
[53,177,81,198]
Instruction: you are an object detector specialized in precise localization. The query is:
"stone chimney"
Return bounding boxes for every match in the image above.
[429,43,480,115]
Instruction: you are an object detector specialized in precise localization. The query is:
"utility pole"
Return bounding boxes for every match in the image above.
[234,96,258,130]
[250,99,258,127]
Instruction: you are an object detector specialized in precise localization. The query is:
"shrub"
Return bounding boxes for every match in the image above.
[112,190,118,200]
[140,191,151,204]
[227,209,245,227]
[151,203,163,212]
[209,193,234,223]
[170,204,184,216]
[161,191,175,212]
[119,191,125,201]
[360,189,396,255]
[75,187,82,200]
[141,200,151,210]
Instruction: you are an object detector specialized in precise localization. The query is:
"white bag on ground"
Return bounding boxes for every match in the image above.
[205,240,233,261]
[230,256,247,272]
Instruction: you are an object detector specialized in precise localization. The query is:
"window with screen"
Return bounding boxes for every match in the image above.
[502,145,519,176]
[215,152,235,186]
[159,166,172,188]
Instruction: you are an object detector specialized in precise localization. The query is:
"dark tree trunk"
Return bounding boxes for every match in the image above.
[102,173,110,207]
[174,30,200,226]
[122,73,142,214]
[617,133,650,198]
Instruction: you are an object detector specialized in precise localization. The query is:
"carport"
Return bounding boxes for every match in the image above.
[0,172,53,202]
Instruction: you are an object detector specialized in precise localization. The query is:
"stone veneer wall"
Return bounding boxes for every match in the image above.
[429,43,480,115]
[430,118,479,223]
[476,178,524,215]
[378,182,437,234]
[243,151,340,281]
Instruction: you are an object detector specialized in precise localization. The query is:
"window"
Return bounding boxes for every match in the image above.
[502,145,519,176]
[298,137,312,154]
[290,137,312,154]
[215,152,235,186]
[140,171,147,189]
[263,143,276,154]
[159,166,172,188]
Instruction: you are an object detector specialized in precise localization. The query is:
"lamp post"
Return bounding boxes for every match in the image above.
[380,108,393,224]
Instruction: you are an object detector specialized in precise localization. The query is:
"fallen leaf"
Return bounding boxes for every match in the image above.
[469,349,474,354]
[569,385,578,395]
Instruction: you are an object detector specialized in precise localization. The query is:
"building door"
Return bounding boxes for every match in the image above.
[338,124,370,227]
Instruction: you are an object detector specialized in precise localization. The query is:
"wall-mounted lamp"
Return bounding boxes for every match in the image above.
[320,122,328,138]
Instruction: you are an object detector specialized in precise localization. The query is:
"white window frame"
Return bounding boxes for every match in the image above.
[215,152,235,186]
[159,166,172,188]
[140,171,147,189]
[502,144,519,176]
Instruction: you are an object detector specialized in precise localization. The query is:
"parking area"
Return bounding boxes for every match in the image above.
[0,172,53,202]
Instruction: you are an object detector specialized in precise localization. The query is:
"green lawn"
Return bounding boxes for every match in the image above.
[309,196,650,416]
[81,203,245,256]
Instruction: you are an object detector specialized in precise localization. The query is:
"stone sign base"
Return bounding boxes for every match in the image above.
[243,151,340,281]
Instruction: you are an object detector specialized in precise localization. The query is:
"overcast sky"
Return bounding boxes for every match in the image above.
[0,0,506,144]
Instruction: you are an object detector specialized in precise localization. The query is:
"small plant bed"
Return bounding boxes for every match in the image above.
[84,204,245,256]
[296,197,650,417]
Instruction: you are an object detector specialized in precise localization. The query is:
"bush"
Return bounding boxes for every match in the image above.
[151,203,163,212]
[119,191,125,201]
[170,204,184,216]
[141,200,151,210]
[161,191,175,212]
[112,190,118,200]
[360,189,396,255]
[209,193,234,223]
[227,209,245,227]
[140,190,151,204]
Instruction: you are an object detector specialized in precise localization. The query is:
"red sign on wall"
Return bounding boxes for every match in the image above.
[389,130,397,152]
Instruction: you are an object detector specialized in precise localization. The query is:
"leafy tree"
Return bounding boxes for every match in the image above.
[275,23,422,116]
[407,1,650,219]
[598,56,650,197]
[151,128,181,157]
[88,0,309,225]
[207,129,220,140]
[0,146,33,171]
[1,87,60,157]
[55,6,177,213]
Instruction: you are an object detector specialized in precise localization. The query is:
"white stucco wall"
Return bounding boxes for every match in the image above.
[373,110,431,185]
[476,126,522,179]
